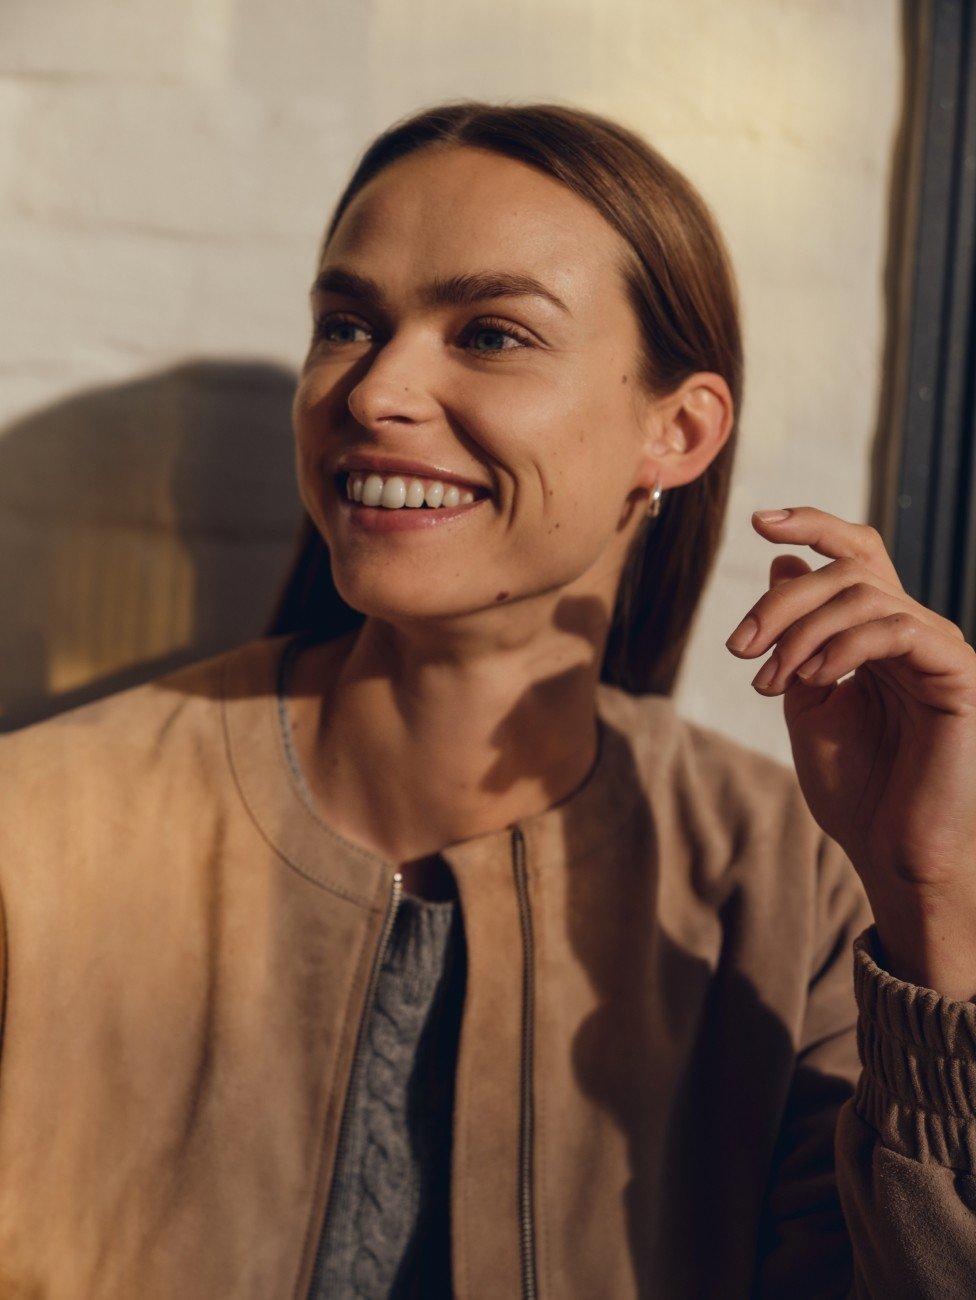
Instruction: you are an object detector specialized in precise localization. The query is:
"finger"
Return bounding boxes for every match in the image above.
[770,554,810,588]
[752,506,902,587]
[729,556,908,658]
[785,613,976,715]
[748,583,912,695]
[728,553,956,660]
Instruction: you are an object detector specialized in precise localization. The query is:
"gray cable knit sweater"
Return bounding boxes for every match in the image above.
[309,894,464,1299]
[276,633,465,1299]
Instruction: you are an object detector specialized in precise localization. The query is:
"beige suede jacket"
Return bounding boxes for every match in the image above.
[0,631,975,1298]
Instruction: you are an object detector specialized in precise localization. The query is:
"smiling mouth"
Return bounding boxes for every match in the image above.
[334,470,492,509]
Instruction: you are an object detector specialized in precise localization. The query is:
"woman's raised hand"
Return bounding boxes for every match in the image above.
[726,505,976,998]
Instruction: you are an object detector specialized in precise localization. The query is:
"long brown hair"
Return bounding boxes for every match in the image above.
[263,100,743,696]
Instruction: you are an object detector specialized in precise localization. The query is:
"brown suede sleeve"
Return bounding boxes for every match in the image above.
[753,831,874,1298]
[756,826,976,1297]
[833,924,976,1297]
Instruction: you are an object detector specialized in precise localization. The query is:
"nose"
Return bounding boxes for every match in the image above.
[346,333,442,432]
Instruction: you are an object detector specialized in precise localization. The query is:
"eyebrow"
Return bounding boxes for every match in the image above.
[310,265,571,316]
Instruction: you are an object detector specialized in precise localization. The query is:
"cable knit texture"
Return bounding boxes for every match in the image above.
[853,926,976,1170]
[309,894,464,1299]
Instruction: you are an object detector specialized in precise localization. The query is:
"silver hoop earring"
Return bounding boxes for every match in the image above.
[647,477,663,518]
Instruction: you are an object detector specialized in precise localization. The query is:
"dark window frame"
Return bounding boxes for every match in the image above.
[880,0,976,637]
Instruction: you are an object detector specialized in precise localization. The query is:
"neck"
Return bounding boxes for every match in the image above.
[285,609,608,865]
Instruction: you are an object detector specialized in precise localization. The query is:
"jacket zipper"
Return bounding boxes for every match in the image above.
[511,824,538,1300]
[303,869,404,1299]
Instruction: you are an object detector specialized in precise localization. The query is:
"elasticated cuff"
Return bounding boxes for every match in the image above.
[852,925,976,1170]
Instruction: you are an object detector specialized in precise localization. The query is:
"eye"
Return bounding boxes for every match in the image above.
[460,316,534,357]
[312,313,371,345]
[311,312,534,358]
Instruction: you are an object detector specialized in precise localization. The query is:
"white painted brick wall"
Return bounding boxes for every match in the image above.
[0,0,901,761]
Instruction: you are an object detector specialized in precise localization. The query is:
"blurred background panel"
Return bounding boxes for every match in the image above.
[0,360,298,728]
[0,0,903,762]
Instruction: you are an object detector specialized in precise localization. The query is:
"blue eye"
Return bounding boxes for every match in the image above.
[311,312,533,358]
[312,314,370,345]
[462,318,533,354]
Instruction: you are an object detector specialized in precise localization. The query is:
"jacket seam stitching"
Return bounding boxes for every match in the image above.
[291,908,379,1299]
[274,632,404,877]
[457,924,473,1299]
[219,650,377,911]
[534,857,552,1296]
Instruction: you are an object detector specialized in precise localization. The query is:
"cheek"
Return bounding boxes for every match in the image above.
[528,417,620,521]
[291,373,322,441]
[503,460,624,584]
[290,382,331,521]
[291,374,338,475]
[548,474,619,546]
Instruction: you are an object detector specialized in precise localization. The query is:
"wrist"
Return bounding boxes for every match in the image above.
[868,878,976,1002]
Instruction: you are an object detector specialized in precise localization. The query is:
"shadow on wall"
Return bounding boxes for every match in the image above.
[0,359,303,732]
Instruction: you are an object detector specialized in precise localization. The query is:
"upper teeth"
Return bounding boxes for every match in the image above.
[346,472,478,510]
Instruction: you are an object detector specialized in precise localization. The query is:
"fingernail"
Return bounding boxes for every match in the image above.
[726,615,759,652]
[752,656,778,690]
[755,509,791,523]
[795,651,825,680]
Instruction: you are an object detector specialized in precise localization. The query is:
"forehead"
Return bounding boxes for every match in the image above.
[323,145,627,313]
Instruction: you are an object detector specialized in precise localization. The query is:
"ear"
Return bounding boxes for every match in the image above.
[635,371,734,495]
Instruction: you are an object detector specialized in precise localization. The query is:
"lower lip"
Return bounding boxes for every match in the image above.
[337,492,490,532]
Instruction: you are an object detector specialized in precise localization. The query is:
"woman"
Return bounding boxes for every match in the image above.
[2,100,976,1299]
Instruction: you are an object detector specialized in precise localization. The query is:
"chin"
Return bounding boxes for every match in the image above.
[333,574,468,622]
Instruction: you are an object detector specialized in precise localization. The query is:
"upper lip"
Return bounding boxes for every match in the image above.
[335,452,492,495]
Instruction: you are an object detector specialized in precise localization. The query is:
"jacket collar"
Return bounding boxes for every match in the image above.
[221,630,680,909]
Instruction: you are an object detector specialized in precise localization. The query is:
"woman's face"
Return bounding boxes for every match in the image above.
[293,143,666,629]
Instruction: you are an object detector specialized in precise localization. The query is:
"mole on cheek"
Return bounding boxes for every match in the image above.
[495,591,509,602]
[621,375,628,384]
